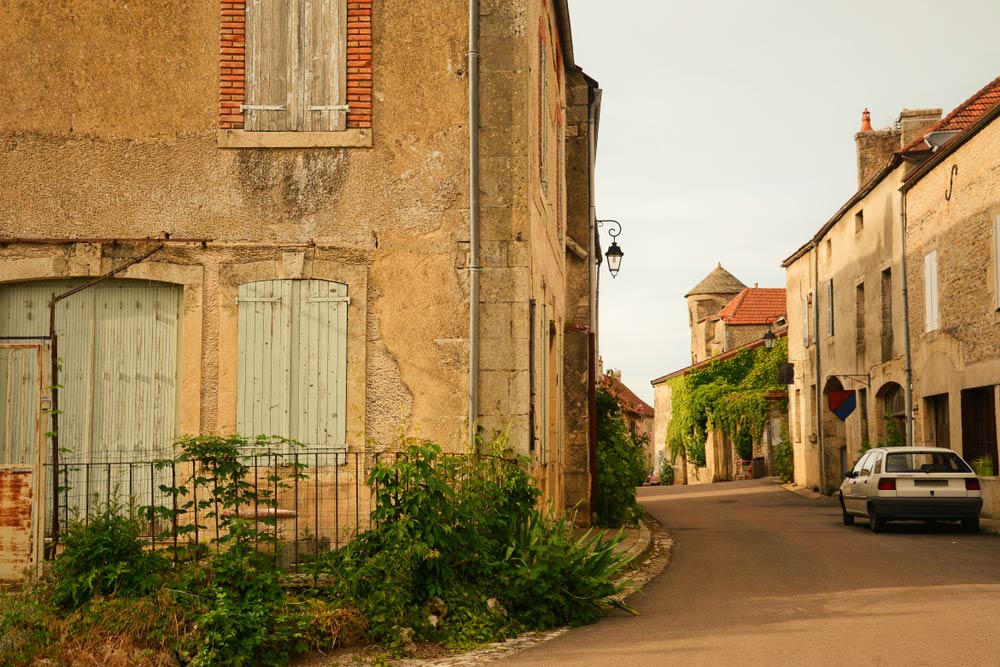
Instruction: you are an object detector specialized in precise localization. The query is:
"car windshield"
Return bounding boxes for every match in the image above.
[884,451,972,474]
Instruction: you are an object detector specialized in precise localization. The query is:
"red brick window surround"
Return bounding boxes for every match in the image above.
[219,1,372,136]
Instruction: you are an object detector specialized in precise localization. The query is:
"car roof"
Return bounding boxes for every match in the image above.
[872,447,958,454]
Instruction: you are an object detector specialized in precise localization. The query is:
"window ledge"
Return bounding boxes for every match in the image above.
[217,129,372,149]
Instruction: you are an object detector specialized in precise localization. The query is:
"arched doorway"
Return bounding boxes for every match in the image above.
[875,382,905,446]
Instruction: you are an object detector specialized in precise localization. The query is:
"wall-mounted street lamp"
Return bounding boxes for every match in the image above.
[762,323,777,349]
[597,219,624,278]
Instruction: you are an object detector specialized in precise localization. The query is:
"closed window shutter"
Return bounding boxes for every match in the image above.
[245,0,295,131]
[238,280,348,449]
[994,216,1000,310]
[826,280,834,337]
[924,250,939,331]
[801,293,809,347]
[301,0,347,131]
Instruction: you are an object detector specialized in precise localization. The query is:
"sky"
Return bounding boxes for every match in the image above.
[568,0,1000,404]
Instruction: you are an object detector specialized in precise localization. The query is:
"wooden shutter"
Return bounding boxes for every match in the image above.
[301,0,347,131]
[238,280,347,449]
[924,250,939,331]
[994,216,1000,310]
[801,293,809,348]
[539,303,549,465]
[826,280,834,337]
[245,0,295,131]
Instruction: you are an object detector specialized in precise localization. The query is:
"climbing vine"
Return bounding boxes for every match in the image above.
[667,338,788,468]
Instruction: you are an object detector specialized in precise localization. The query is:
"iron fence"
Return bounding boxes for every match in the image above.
[43,448,516,568]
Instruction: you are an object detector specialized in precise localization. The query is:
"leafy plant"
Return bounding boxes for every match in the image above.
[773,436,794,483]
[668,338,787,469]
[594,385,647,527]
[659,458,675,486]
[971,456,995,477]
[47,500,168,611]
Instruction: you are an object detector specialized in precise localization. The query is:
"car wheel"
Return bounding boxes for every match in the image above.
[868,504,885,533]
[839,494,854,526]
[961,516,980,533]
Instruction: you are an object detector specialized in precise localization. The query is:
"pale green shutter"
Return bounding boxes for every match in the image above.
[238,279,347,449]
[0,347,41,466]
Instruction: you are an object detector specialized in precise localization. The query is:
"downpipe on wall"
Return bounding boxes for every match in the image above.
[899,193,915,447]
[468,0,481,447]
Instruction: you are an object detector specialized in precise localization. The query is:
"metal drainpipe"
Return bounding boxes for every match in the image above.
[468,0,481,448]
[899,192,915,447]
[587,88,601,511]
[814,242,826,494]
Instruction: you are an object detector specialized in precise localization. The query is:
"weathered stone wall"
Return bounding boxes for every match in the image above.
[905,115,1000,510]
[784,165,907,490]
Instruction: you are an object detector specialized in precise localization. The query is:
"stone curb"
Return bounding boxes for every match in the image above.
[779,482,1000,536]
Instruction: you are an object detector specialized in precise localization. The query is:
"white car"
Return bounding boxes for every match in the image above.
[839,447,983,532]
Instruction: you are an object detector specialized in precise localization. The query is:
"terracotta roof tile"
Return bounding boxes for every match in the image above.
[600,374,654,418]
[713,287,786,325]
[900,74,1000,154]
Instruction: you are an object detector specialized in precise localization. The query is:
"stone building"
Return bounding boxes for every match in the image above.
[0,1,606,577]
[782,76,1000,509]
[652,267,786,484]
[900,76,1000,516]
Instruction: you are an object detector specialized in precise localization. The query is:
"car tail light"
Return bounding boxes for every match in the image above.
[966,478,982,491]
[877,478,896,491]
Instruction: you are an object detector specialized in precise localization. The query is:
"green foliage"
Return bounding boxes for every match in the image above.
[734,428,753,461]
[659,458,675,486]
[48,501,168,611]
[773,437,794,483]
[668,338,787,468]
[971,456,994,477]
[594,385,647,527]
[316,442,631,650]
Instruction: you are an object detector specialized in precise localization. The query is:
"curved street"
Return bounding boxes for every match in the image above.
[491,479,1000,666]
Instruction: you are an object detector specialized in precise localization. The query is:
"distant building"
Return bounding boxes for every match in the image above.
[652,268,786,483]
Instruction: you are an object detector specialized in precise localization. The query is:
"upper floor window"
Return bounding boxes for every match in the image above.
[244,0,347,132]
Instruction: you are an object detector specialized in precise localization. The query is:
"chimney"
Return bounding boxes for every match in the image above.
[610,369,622,380]
[855,108,900,188]
[897,108,943,148]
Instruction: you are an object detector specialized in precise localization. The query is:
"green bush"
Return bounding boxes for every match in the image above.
[48,501,168,611]
[774,437,794,483]
[317,442,631,649]
[659,459,675,486]
[595,385,647,527]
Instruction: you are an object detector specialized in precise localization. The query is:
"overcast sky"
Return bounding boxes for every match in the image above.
[568,0,1000,403]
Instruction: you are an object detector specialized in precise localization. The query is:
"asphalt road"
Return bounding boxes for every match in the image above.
[490,478,1000,667]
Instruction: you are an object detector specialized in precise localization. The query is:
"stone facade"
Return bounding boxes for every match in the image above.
[903,103,1000,516]
[0,1,602,517]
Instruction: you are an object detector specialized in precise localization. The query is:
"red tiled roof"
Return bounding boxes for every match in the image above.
[712,288,786,325]
[600,373,654,418]
[900,75,1000,154]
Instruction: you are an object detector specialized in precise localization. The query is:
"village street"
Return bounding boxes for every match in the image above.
[490,479,1000,667]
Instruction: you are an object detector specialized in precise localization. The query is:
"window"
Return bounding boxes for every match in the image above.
[237,279,348,450]
[993,215,1000,309]
[855,210,864,234]
[855,282,865,357]
[801,291,811,348]
[880,268,893,361]
[537,36,548,192]
[244,0,347,132]
[961,386,998,476]
[924,250,939,331]
[825,239,832,260]
[826,279,835,337]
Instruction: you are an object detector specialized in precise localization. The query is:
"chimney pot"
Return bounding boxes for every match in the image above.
[860,108,873,132]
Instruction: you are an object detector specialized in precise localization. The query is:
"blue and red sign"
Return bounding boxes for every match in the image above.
[828,390,857,421]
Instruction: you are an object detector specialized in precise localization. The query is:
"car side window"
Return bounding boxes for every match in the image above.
[873,453,883,474]
[853,452,872,476]
[859,453,875,477]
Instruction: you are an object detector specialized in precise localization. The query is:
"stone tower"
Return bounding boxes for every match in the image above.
[684,264,746,363]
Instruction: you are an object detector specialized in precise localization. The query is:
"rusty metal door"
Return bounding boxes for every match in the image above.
[0,344,47,581]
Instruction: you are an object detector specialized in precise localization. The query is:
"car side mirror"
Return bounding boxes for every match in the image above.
[844,471,856,479]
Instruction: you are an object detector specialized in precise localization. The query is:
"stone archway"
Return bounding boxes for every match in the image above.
[875,382,906,446]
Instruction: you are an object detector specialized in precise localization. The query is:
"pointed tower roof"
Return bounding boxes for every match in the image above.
[684,263,747,297]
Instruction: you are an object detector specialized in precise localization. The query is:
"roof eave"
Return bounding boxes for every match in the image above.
[900,101,1000,192]
[781,155,901,267]
[552,0,576,69]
